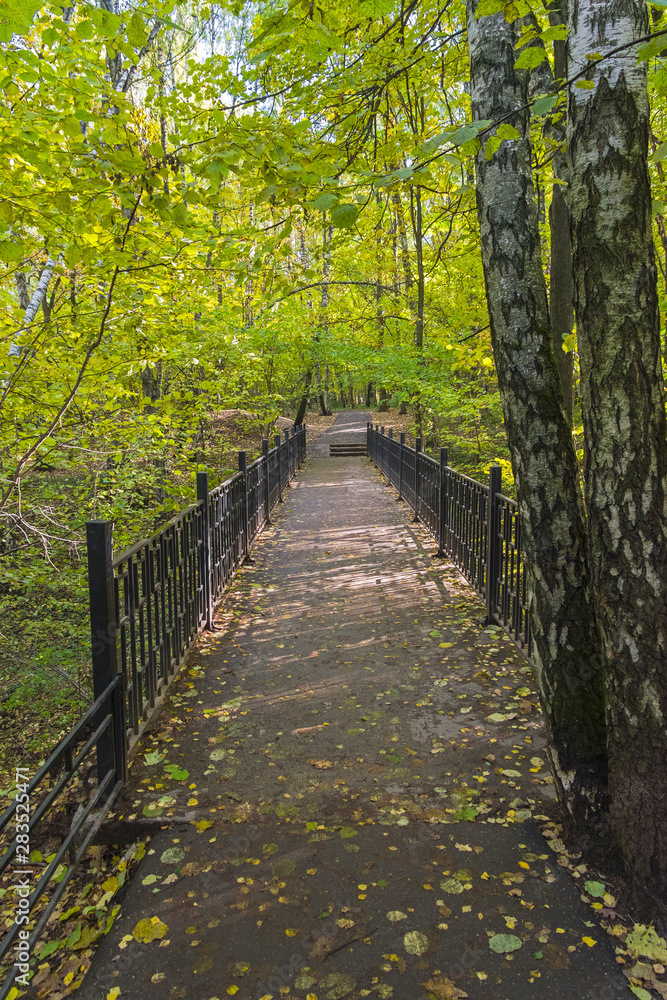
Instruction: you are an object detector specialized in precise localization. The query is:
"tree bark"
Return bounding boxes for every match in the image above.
[567,0,667,925]
[548,3,574,425]
[294,369,312,425]
[467,0,609,845]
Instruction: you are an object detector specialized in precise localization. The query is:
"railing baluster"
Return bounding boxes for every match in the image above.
[86,520,127,790]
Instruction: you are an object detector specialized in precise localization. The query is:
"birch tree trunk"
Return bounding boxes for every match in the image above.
[548,2,574,425]
[466,0,610,845]
[567,0,667,923]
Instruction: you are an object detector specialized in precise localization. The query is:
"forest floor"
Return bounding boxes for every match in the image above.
[39,413,642,1000]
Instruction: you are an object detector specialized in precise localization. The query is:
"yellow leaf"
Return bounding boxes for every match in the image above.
[196,819,213,832]
[132,917,169,943]
[106,990,121,1000]
[582,937,597,947]
[102,875,119,892]
[227,988,239,996]
[64,972,74,985]
[188,797,198,806]
[518,861,530,869]
[307,868,317,875]
[285,929,297,936]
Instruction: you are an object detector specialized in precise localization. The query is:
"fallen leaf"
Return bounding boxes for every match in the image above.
[489,934,523,954]
[626,926,667,963]
[160,847,185,866]
[319,971,356,997]
[132,916,168,943]
[403,930,429,955]
[308,759,333,769]
[421,976,468,998]
[386,911,407,922]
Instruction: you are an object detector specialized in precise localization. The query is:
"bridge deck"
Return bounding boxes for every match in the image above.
[77,411,624,1000]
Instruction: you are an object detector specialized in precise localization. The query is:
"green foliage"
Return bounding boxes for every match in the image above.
[1,0,665,768]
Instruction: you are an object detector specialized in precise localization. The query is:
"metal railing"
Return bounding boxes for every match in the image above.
[0,424,306,997]
[367,423,532,659]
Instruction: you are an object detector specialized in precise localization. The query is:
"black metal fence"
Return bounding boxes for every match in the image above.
[0,425,306,998]
[367,423,532,659]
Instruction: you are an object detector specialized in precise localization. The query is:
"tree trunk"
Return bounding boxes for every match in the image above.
[568,0,667,924]
[467,0,609,845]
[9,258,56,358]
[294,369,312,425]
[548,3,574,425]
[320,221,333,415]
[410,185,426,438]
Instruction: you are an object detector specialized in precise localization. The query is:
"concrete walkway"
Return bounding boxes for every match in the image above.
[78,411,625,1000]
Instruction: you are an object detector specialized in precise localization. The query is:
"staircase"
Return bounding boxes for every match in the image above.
[329,442,367,457]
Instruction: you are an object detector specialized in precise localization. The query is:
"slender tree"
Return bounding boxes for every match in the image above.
[567,0,667,922]
[466,0,610,845]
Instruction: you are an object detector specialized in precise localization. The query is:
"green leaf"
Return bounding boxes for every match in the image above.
[496,123,520,141]
[476,0,505,16]
[358,0,395,15]
[584,880,606,898]
[654,141,667,162]
[75,19,95,41]
[127,12,148,48]
[144,750,164,765]
[160,847,185,865]
[257,184,277,204]
[514,46,548,70]
[625,925,667,962]
[489,934,523,953]
[637,35,667,60]
[331,204,359,229]
[313,192,339,211]
[574,79,596,89]
[533,94,558,116]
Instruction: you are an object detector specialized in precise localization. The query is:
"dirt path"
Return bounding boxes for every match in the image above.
[77,412,625,1000]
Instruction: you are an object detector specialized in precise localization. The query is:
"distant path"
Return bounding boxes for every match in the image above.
[79,417,625,1000]
[308,408,371,457]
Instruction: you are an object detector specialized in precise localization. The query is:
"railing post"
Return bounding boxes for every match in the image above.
[86,520,127,790]
[366,421,370,456]
[290,426,296,477]
[398,432,405,500]
[197,471,212,629]
[437,447,448,556]
[284,429,291,484]
[380,426,385,474]
[388,428,393,482]
[414,436,422,521]
[275,434,283,502]
[238,450,249,561]
[486,464,502,624]
[262,439,271,525]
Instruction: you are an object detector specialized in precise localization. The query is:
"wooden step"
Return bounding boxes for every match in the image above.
[329,443,367,456]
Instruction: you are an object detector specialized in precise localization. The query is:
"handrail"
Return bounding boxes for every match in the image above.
[367,423,532,660]
[0,425,307,994]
